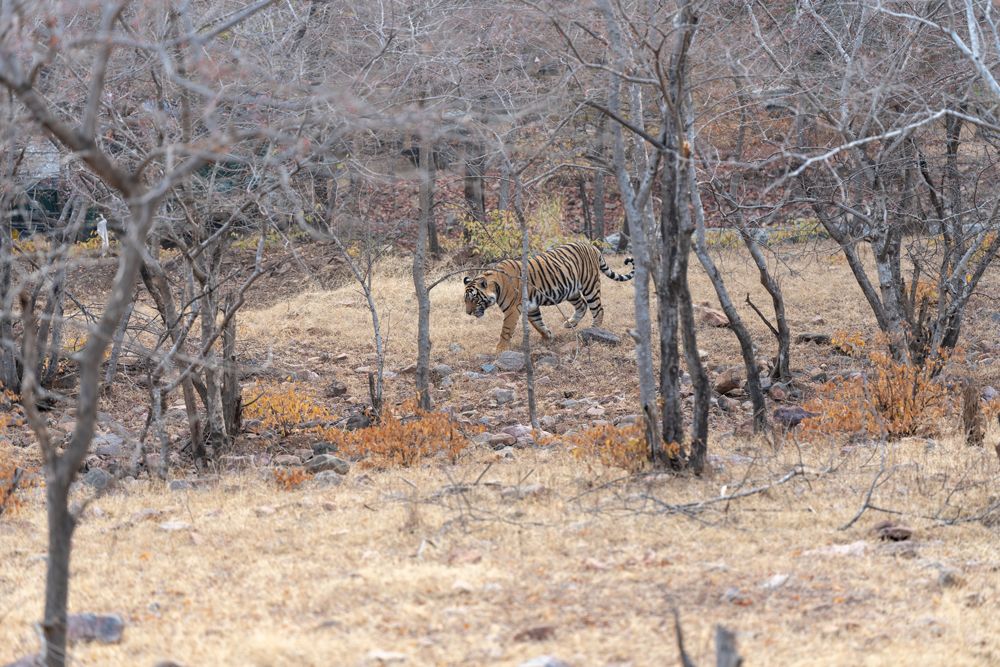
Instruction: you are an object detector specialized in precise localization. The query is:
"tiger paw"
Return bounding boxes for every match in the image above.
[563,320,579,329]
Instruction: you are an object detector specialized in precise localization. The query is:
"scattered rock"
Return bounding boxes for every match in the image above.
[312,442,338,456]
[364,650,408,665]
[982,385,998,402]
[501,424,533,439]
[556,398,580,409]
[773,406,818,428]
[82,468,113,491]
[313,471,344,488]
[578,327,621,346]
[219,455,254,470]
[721,587,753,606]
[873,521,913,542]
[324,381,348,398]
[294,448,313,461]
[158,521,192,532]
[447,549,483,565]
[492,388,516,405]
[585,405,606,417]
[513,626,557,642]
[535,353,559,367]
[796,332,832,345]
[346,411,372,430]
[615,414,640,426]
[717,396,739,412]
[760,573,790,590]
[488,433,517,448]
[807,540,867,557]
[471,432,493,446]
[518,657,571,667]
[272,454,302,467]
[464,371,486,380]
[307,454,350,475]
[67,613,125,645]
[4,656,40,667]
[399,363,417,375]
[697,305,730,327]
[254,505,276,517]
[496,350,526,371]
[93,433,125,457]
[480,363,498,374]
[383,370,398,380]
[353,366,372,374]
[768,384,788,401]
[431,364,454,382]
[714,367,744,395]
[938,568,965,588]
[449,342,464,354]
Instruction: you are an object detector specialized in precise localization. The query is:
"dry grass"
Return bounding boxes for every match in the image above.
[1,242,999,665]
[1,442,997,666]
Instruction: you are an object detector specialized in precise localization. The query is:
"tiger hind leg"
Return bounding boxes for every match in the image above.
[563,294,588,328]
[588,292,605,327]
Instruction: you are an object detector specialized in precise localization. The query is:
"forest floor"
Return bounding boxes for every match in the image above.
[1,242,999,666]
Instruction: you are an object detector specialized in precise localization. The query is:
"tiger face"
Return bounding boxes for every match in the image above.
[464,274,498,318]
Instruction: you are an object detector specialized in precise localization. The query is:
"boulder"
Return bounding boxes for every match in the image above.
[67,613,124,645]
[307,454,350,475]
[496,350,526,372]
[82,468,113,491]
[578,327,621,346]
[492,388,516,405]
[714,367,744,395]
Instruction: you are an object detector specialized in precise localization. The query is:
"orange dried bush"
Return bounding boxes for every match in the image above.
[567,422,648,473]
[802,349,949,439]
[243,381,333,436]
[326,401,473,469]
[273,467,312,491]
[831,330,866,358]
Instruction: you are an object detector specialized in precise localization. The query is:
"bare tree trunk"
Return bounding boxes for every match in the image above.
[424,135,440,258]
[512,189,539,431]
[221,294,241,437]
[741,232,791,381]
[464,142,487,226]
[413,137,433,410]
[578,174,592,238]
[103,297,134,386]
[689,160,766,432]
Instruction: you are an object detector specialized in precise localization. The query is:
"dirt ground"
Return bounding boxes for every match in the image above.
[1,242,999,666]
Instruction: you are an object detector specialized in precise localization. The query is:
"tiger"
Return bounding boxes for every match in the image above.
[464,240,635,353]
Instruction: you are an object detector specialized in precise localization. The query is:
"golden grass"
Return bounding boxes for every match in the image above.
[1,441,997,666]
[2,243,999,665]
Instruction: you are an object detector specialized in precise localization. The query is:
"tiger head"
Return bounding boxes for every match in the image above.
[464,272,499,318]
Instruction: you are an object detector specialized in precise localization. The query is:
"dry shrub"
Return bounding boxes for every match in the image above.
[830,330,867,357]
[567,422,648,473]
[803,349,949,439]
[326,401,472,469]
[459,197,575,261]
[273,467,312,491]
[243,381,333,437]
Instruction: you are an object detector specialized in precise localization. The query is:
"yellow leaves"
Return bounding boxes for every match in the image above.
[802,344,949,440]
[566,422,648,473]
[461,198,576,261]
[831,330,866,358]
[273,467,311,491]
[328,399,474,470]
[243,381,333,437]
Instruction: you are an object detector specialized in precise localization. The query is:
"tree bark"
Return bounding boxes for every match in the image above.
[413,137,434,410]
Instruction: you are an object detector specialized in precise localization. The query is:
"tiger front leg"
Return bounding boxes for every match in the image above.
[564,295,587,329]
[496,307,520,354]
[527,307,554,341]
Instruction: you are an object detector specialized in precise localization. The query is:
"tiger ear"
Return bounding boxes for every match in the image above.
[463,276,472,285]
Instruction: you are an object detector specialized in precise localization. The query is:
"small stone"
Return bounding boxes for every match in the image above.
[353,366,372,374]
[449,343,464,354]
[219,455,253,470]
[938,568,964,588]
[717,397,739,412]
[501,424,533,438]
[333,353,349,362]
[168,480,194,492]
[82,468,113,491]
[982,386,998,402]
[480,363,498,374]
[556,398,580,409]
[471,432,494,446]
[496,350,526,372]
[492,388,516,405]
[464,371,486,380]
[383,370,398,380]
[760,573,790,590]
[513,625,557,642]
[500,483,548,500]
[254,505,276,517]
[796,332,832,345]
[874,521,913,542]
[714,367,743,395]
[273,455,302,467]
[697,305,729,327]
[431,364,453,382]
[364,650,408,665]
[314,470,344,488]
[585,406,605,417]
[312,442,338,456]
[324,381,348,398]
[535,354,558,367]
[578,327,621,346]
[768,384,788,401]
[488,433,517,448]
[93,433,124,457]
[518,657,570,667]
[807,540,867,557]
[307,454,350,475]
[294,448,313,460]
[721,587,752,605]
[158,521,191,532]
[67,613,125,645]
